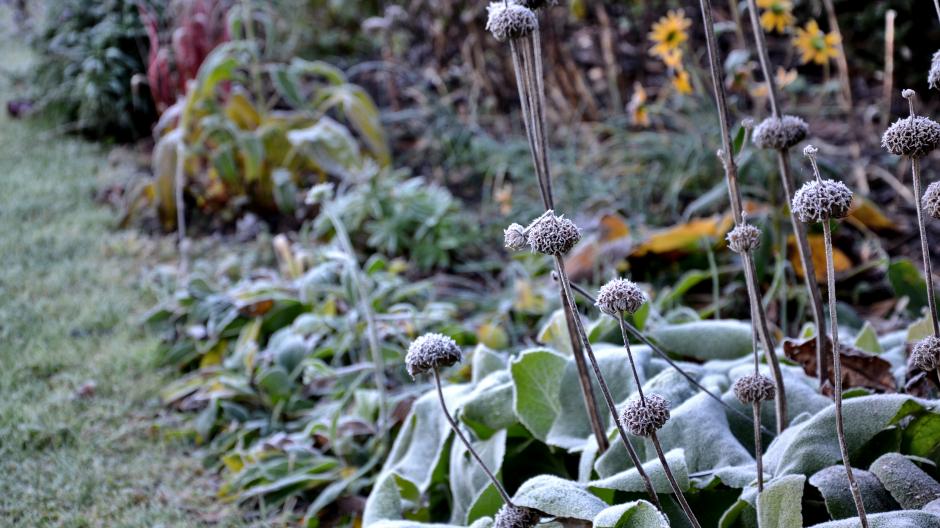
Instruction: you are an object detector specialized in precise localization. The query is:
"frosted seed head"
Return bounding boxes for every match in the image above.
[486,2,537,42]
[620,394,670,437]
[726,223,762,253]
[911,336,940,371]
[526,211,581,255]
[930,51,940,90]
[405,333,462,378]
[595,278,647,316]
[882,116,940,158]
[504,223,528,251]
[803,144,819,158]
[742,118,755,131]
[902,89,917,100]
[494,505,541,528]
[733,373,776,404]
[922,182,940,220]
[752,115,809,150]
[791,179,854,223]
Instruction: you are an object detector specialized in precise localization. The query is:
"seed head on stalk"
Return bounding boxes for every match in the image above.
[911,336,940,372]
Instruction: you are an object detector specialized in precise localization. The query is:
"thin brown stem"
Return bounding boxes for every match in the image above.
[822,222,869,528]
[820,0,852,109]
[554,256,660,508]
[911,158,940,337]
[744,0,780,117]
[617,317,646,404]
[883,11,896,127]
[433,368,514,507]
[650,431,702,528]
[564,279,775,436]
[753,402,764,492]
[934,0,940,24]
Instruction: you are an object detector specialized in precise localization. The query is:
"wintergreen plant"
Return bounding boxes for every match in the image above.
[697,0,788,434]
[743,0,828,390]
[882,89,940,370]
[796,145,869,528]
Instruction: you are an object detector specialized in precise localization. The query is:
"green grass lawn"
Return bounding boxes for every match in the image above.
[0,18,241,528]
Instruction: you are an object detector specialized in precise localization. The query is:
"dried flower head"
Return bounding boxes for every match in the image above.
[902,89,917,100]
[882,116,940,158]
[526,211,581,255]
[494,504,541,528]
[405,333,462,378]
[930,50,940,91]
[803,144,819,157]
[791,179,854,223]
[752,115,809,150]
[911,336,940,372]
[922,182,940,220]
[733,373,776,404]
[486,2,537,42]
[726,223,762,253]
[504,223,528,251]
[620,394,670,437]
[595,278,647,316]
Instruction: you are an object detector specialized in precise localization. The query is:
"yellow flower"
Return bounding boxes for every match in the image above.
[756,0,795,34]
[672,69,693,95]
[776,66,798,89]
[628,83,650,127]
[792,20,840,65]
[660,48,684,69]
[649,10,691,59]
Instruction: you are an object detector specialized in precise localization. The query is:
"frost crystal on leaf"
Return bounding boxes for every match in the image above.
[726,223,762,253]
[791,179,854,223]
[733,373,776,404]
[620,394,670,437]
[752,115,809,150]
[486,2,538,42]
[526,211,581,255]
[911,336,940,372]
[882,116,940,158]
[405,333,462,378]
[595,278,646,316]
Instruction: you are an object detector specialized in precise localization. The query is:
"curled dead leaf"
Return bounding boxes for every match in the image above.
[788,234,852,283]
[783,335,896,394]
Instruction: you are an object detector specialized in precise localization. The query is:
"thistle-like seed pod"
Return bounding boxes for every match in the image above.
[526,211,581,255]
[930,50,940,91]
[504,223,528,251]
[595,278,646,316]
[494,504,541,528]
[882,116,940,158]
[405,333,462,378]
[791,179,854,223]
[911,336,940,372]
[486,2,537,42]
[923,182,940,220]
[733,373,776,404]
[726,223,762,253]
[752,115,809,150]
[620,394,670,437]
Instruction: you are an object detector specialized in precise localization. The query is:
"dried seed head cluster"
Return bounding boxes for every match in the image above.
[504,223,528,251]
[595,278,646,316]
[752,115,809,150]
[405,333,462,378]
[881,116,940,158]
[494,504,541,528]
[930,51,940,91]
[733,373,776,404]
[620,394,670,437]
[486,2,538,42]
[791,179,854,223]
[911,336,940,372]
[526,211,581,255]
[726,223,762,253]
[923,182,940,220]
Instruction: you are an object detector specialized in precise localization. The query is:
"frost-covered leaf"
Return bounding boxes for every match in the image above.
[808,511,940,528]
[513,475,607,520]
[472,346,506,381]
[756,475,805,528]
[592,501,668,528]
[870,453,940,509]
[766,396,929,477]
[450,430,506,524]
[648,320,752,360]
[809,465,898,519]
[461,371,516,434]
[854,322,884,354]
[590,448,688,493]
[510,349,567,443]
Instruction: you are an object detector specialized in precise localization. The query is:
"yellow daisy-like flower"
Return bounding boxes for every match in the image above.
[792,20,840,65]
[649,10,691,59]
[628,83,650,127]
[672,69,693,95]
[756,0,795,34]
[660,48,684,69]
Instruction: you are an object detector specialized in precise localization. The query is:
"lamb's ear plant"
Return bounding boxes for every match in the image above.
[795,145,869,528]
[697,0,788,434]
[507,213,661,507]
[597,279,702,528]
[743,0,829,390]
[882,91,940,371]
[489,2,609,452]
[405,333,543,528]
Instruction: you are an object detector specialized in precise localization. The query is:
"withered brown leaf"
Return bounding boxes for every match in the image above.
[783,335,896,395]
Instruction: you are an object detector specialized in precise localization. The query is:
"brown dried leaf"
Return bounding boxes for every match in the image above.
[783,335,896,394]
